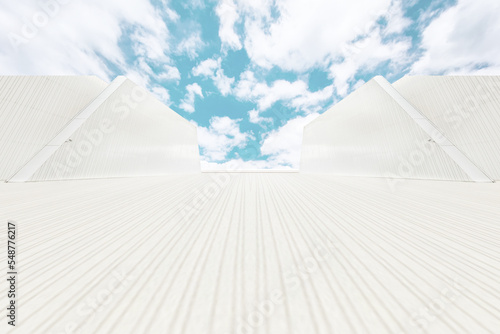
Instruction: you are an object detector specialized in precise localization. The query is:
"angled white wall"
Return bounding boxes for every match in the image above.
[26,78,200,181]
[0,76,108,180]
[394,76,500,180]
[300,78,474,181]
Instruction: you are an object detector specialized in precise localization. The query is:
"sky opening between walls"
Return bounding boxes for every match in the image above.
[1,0,499,169]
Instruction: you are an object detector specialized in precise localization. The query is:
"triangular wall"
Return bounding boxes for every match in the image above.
[300,77,477,181]
[22,78,200,181]
[0,76,107,180]
[394,76,500,180]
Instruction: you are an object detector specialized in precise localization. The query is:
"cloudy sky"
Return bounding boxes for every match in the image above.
[1,0,499,169]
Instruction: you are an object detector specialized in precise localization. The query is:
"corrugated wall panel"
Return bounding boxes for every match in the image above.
[300,79,471,181]
[29,79,200,180]
[0,76,108,180]
[0,173,499,333]
[394,76,500,180]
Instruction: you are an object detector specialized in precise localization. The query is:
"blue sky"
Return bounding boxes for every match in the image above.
[1,0,499,169]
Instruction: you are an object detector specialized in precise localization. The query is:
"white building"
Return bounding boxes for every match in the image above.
[1,75,499,334]
[301,76,500,182]
[0,76,200,182]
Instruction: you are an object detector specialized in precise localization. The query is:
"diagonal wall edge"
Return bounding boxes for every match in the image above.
[7,76,127,183]
[373,76,493,183]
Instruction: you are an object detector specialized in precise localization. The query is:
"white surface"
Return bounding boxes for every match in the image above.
[6,146,60,183]
[27,78,200,180]
[374,76,492,182]
[0,173,499,333]
[8,77,127,182]
[0,76,108,180]
[300,78,472,181]
[394,76,500,180]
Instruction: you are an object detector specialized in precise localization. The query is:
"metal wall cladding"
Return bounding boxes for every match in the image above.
[2,173,500,333]
[300,79,471,181]
[0,76,107,180]
[394,76,500,180]
[30,79,200,181]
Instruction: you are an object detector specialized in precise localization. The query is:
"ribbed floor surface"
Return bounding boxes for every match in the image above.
[1,173,499,333]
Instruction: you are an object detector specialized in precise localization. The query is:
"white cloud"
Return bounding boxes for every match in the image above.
[177,31,205,59]
[122,57,180,99]
[235,0,274,18]
[199,112,319,169]
[234,71,306,110]
[239,0,394,71]
[259,80,309,110]
[158,0,180,21]
[248,109,272,125]
[131,28,170,62]
[411,0,500,75]
[217,0,413,98]
[234,70,333,113]
[158,64,181,81]
[352,79,366,90]
[329,28,411,96]
[192,57,235,95]
[289,84,334,113]
[260,113,319,168]
[261,113,319,168]
[0,0,171,80]
[212,68,235,95]
[215,0,242,51]
[125,68,152,89]
[180,83,203,113]
[150,85,171,104]
[192,58,220,76]
[195,116,252,161]
[382,0,412,35]
[165,8,180,22]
